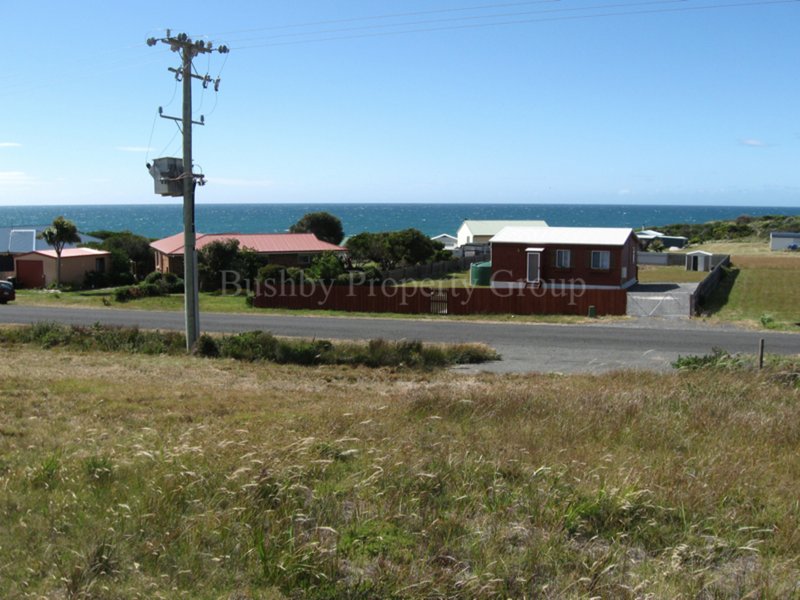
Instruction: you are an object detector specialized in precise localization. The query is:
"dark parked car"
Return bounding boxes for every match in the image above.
[0,280,15,304]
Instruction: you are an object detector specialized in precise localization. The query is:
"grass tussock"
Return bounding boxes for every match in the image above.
[0,322,498,369]
[1,346,799,597]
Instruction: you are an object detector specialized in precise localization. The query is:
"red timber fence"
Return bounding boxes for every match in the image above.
[254,283,627,316]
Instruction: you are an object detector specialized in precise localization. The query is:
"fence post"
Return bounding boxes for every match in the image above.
[758,338,765,369]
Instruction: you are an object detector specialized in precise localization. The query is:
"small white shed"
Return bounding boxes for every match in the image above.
[770,231,800,251]
[686,250,713,272]
[431,233,457,250]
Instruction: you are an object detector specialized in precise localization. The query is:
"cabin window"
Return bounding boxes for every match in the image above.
[591,250,611,270]
[95,258,105,272]
[298,254,312,266]
[555,249,571,269]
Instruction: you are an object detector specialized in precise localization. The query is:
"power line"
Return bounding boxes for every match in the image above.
[191,0,561,38]
[224,0,688,45]
[226,0,798,50]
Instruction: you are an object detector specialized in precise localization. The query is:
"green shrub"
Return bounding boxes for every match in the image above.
[443,343,500,364]
[257,264,288,283]
[114,273,183,302]
[139,283,161,297]
[275,340,322,365]
[672,348,731,370]
[193,334,220,358]
[113,287,133,302]
[1,323,499,369]
[286,267,303,283]
[306,252,345,282]
[420,345,448,367]
[143,271,163,284]
[218,331,279,361]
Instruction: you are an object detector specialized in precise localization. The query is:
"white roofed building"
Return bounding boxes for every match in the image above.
[456,220,548,247]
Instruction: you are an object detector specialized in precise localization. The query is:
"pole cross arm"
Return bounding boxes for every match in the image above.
[159,107,204,126]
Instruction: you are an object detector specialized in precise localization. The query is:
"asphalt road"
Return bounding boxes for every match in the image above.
[0,305,797,373]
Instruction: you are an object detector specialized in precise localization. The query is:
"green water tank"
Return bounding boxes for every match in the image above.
[470,261,492,286]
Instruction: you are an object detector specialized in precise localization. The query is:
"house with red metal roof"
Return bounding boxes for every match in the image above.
[150,232,347,275]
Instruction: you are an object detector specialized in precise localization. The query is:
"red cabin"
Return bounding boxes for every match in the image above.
[489,226,638,290]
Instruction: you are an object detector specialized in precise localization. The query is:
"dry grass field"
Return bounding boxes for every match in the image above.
[1,343,799,598]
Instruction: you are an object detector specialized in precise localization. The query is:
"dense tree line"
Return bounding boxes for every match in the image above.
[345,228,448,270]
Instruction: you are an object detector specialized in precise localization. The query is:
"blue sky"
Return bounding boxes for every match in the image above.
[1,0,798,206]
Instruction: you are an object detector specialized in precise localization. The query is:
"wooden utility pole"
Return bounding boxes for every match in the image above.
[147,31,229,350]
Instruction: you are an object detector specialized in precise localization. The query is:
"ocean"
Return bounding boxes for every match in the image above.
[1,203,797,240]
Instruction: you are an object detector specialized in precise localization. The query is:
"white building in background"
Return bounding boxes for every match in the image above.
[431,233,457,250]
[634,229,689,250]
[456,220,548,247]
[770,231,800,251]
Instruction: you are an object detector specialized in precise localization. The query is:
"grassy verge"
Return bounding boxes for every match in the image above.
[703,254,800,329]
[12,289,608,325]
[1,345,799,597]
[0,323,499,369]
[14,288,246,313]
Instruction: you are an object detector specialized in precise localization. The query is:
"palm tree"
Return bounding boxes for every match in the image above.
[40,216,81,287]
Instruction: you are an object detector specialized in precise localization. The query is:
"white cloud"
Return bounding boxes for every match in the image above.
[211,177,274,188]
[0,171,35,186]
[116,146,153,153]
[740,138,767,147]
[0,171,30,183]
[0,142,21,148]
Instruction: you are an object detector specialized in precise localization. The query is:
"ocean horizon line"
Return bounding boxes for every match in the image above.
[2,202,798,239]
[2,201,800,209]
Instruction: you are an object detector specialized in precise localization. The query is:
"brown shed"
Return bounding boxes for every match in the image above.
[14,248,111,288]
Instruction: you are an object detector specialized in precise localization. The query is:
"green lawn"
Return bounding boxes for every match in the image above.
[15,288,250,313]
[706,254,800,327]
[636,265,708,283]
[12,288,602,324]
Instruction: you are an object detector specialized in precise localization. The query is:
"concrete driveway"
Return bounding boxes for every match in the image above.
[626,283,698,318]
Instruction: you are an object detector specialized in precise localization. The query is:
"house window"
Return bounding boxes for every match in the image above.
[591,250,611,270]
[95,258,105,272]
[555,249,571,269]
[298,254,312,266]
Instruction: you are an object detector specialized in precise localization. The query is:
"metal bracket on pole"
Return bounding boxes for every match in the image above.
[159,106,205,126]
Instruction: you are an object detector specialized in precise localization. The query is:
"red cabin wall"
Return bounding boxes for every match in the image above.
[491,235,638,288]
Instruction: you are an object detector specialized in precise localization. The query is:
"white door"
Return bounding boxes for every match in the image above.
[526,252,541,283]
